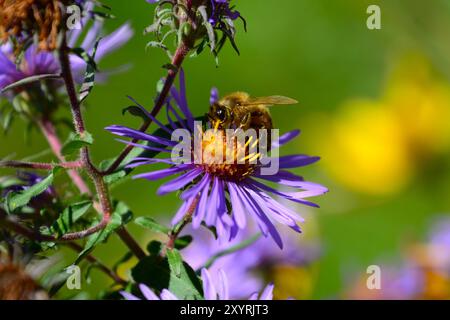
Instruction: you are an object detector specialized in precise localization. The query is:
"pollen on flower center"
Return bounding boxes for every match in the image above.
[195,129,259,182]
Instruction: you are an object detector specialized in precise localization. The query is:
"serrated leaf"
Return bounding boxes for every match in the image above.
[61,132,93,156]
[79,37,101,103]
[51,201,92,236]
[6,169,56,212]
[1,74,61,93]
[131,255,203,300]
[135,217,170,234]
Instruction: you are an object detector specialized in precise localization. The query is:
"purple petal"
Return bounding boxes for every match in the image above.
[278,155,321,169]
[218,269,230,300]
[205,177,219,225]
[193,177,212,228]
[201,268,217,300]
[210,87,219,105]
[106,125,175,146]
[248,178,322,208]
[272,130,301,149]
[180,173,210,201]
[157,168,202,195]
[120,291,140,300]
[133,165,190,181]
[160,289,179,300]
[139,284,159,300]
[126,96,173,135]
[95,23,134,61]
[115,139,171,154]
[259,284,274,300]
[238,186,283,248]
[226,182,247,229]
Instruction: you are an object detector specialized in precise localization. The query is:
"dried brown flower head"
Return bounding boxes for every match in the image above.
[0,262,48,300]
[0,0,74,51]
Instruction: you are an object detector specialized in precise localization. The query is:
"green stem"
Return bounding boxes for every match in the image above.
[201,234,261,270]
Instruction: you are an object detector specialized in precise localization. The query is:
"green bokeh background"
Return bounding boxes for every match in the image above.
[1,0,450,299]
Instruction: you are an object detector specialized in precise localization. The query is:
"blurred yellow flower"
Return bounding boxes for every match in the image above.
[322,100,412,195]
[272,265,317,300]
[385,55,450,157]
[320,55,450,195]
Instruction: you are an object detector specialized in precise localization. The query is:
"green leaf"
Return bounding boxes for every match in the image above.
[61,132,94,156]
[79,38,101,103]
[197,5,215,51]
[122,106,149,121]
[135,217,170,234]
[91,10,116,20]
[162,63,178,72]
[201,233,261,270]
[6,169,56,213]
[75,201,132,263]
[131,255,203,300]
[166,248,183,278]
[70,48,98,71]
[51,201,92,236]
[145,41,168,51]
[1,74,61,93]
[174,235,193,250]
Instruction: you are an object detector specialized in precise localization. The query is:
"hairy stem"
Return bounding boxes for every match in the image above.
[103,41,191,175]
[166,195,199,250]
[0,160,81,170]
[55,33,145,258]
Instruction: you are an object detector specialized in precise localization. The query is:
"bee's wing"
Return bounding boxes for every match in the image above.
[241,96,298,107]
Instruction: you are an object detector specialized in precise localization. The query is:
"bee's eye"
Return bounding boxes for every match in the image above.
[216,108,227,122]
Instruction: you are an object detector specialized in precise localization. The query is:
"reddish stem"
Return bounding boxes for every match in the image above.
[0,160,81,170]
[57,33,146,259]
[166,195,199,250]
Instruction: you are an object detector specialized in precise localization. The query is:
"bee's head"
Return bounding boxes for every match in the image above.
[208,102,232,129]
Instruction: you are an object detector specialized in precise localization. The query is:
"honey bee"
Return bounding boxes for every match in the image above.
[208,92,298,131]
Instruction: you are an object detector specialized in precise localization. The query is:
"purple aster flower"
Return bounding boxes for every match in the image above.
[106,71,327,248]
[208,0,240,25]
[181,224,320,299]
[120,268,274,300]
[0,3,133,94]
[427,217,450,270]
[347,263,424,300]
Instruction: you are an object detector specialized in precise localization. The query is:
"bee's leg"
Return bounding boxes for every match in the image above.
[239,113,252,130]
